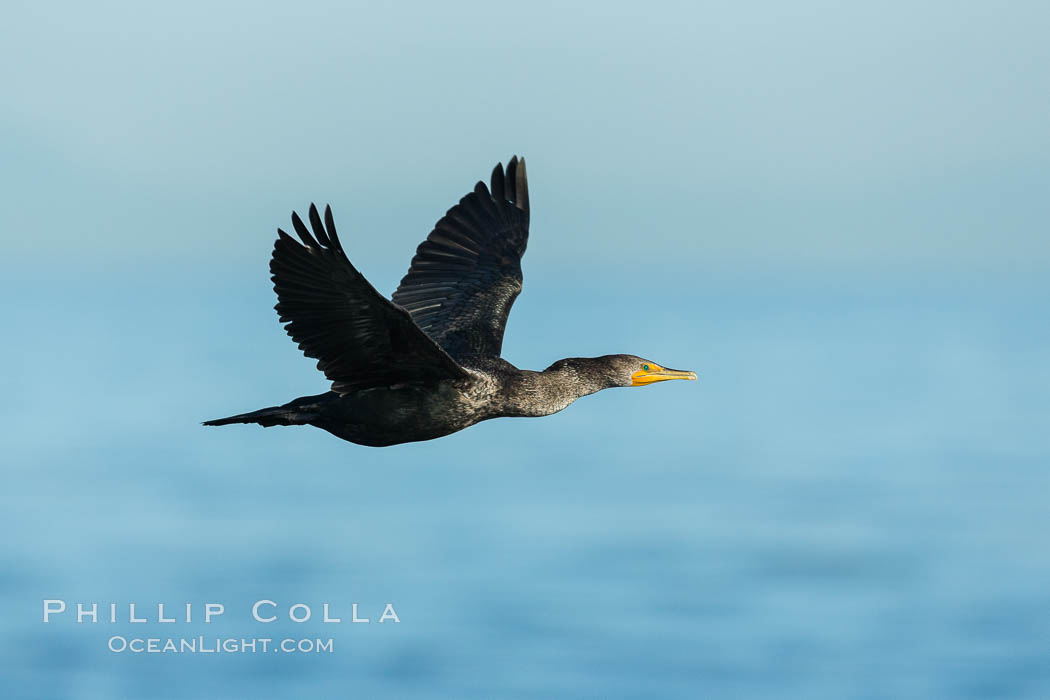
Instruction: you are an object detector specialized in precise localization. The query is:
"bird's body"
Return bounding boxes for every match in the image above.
[205,157,695,447]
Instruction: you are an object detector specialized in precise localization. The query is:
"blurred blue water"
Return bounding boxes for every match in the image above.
[2,268,1047,699]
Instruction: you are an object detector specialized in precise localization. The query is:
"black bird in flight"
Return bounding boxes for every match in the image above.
[205,157,696,446]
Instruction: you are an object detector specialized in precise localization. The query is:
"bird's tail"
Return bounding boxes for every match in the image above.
[203,397,322,428]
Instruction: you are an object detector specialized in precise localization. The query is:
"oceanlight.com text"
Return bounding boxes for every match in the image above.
[107,636,334,654]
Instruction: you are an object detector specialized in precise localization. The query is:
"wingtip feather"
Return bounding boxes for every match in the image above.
[308,203,332,247]
[490,163,506,201]
[290,211,317,248]
[323,205,342,253]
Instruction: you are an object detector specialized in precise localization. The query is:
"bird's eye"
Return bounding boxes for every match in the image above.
[642,364,650,371]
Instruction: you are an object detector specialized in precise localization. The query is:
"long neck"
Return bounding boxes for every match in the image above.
[498,357,616,417]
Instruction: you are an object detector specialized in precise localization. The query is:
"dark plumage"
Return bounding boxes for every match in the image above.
[204,157,696,447]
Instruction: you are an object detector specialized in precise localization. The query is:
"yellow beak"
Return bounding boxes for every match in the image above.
[630,365,698,386]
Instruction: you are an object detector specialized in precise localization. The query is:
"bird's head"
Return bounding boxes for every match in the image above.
[532,354,698,412]
[567,354,697,388]
[620,355,697,387]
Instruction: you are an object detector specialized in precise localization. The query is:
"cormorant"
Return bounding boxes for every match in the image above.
[204,156,696,446]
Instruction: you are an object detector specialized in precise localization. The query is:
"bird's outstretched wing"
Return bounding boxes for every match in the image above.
[392,156,530,360]
[271,204,469,394]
